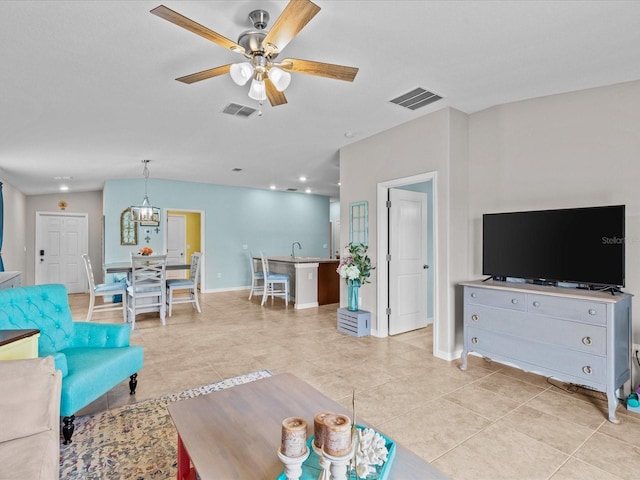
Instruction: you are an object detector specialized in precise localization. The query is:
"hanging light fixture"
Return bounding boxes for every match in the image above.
[130,160,160,224]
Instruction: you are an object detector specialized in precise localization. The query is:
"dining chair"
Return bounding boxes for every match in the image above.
[166,252,203,317]
[126,253,167,329]
[81,253,127,323]
[248,253,265,300]
[260,253,289,307]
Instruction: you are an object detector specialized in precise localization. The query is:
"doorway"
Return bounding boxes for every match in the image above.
[35,212,88,293]
[165,209,205,288]
[376,172,438,343]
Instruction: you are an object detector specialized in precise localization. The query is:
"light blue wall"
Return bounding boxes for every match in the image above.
[396,181,434,319]
[104,179,330,290]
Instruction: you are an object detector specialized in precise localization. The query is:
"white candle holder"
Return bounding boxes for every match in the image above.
[312,442,331,480]
[277,447,310,480]
[322,447,354,480]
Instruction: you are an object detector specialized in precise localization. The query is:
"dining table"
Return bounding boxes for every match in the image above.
[104,261,191,275]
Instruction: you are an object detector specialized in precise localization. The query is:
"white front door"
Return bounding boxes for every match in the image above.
[35,212,88,293]
[167,214,187,279]
[388,188,428,335]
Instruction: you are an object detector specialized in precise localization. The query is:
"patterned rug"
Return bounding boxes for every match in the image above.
[60,370,273,479]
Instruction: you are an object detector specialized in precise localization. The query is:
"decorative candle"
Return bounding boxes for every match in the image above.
[322,413,352,457]
[314,411,331,448]
[281,417,308,458]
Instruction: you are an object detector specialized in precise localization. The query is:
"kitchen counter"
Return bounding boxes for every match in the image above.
[261,257,340,308]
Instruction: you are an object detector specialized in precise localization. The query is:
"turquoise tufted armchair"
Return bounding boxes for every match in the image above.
[0,284,144,444]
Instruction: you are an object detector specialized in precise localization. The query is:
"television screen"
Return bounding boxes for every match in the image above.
[482,205,625,287]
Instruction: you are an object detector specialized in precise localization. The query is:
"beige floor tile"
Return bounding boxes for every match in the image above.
[444,384,521,421]
[474,372,547,403]
[378,398,491,462]
[550,458,623,480]
[432,423,569,480]
[525,389,608,430]
[495,405,595,454]
[573,432,640,479]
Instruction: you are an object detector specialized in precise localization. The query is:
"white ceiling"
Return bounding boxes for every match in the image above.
[2,1,640,200]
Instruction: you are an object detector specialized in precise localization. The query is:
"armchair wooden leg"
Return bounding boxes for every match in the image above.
[129,373,138,395]
[62,415,75,444]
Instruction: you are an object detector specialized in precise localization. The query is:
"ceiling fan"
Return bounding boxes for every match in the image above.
[150,0,359,107]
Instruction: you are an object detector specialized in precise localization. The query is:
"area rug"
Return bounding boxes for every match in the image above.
[60,369,273,479]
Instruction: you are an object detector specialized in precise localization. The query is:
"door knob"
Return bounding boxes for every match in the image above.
[423,265,429,269]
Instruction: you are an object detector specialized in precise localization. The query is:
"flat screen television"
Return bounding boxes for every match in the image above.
[482,205,625,288]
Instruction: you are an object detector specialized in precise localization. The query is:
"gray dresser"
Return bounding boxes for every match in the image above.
[460,280,632,423]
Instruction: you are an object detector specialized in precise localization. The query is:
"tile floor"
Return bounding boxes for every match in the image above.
[68,290,640,480]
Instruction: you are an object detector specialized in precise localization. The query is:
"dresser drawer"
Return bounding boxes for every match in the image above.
[465,327,607,384]
[466,287,526,311]
[464,305,606,355]
[528,294,606,325]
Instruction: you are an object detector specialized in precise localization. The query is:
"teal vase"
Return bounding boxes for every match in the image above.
[347,279,360,311]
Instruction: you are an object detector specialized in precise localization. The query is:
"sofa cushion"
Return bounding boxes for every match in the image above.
[59,346,144,417]
[0,357,60,443]
[0,429,60,480]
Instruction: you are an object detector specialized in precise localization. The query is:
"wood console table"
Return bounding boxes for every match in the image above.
[0,329,40,360]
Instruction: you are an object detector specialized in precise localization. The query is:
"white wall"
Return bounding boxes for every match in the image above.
[340,107,469,359]
[0,177,27,276]
[468,80,640,341]
[25,191,104,286]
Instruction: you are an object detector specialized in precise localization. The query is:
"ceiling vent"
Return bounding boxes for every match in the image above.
[222,103,257,118]
[390,88,442,110]
[287,188,298,192]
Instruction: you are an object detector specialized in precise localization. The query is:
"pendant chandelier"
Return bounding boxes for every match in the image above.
[130,160,160,223]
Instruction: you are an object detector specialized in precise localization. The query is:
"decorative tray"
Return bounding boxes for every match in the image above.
[277,425,396,480]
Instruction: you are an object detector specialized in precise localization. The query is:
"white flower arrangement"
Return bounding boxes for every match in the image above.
[350,427,389,478]
[337,264,360,281]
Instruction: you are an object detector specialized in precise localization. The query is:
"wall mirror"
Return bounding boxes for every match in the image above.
[120,208,138,245]
[350,201,368,245]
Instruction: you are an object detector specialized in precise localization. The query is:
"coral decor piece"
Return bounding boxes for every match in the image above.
[138,246,153,256]
[351,427,389,478]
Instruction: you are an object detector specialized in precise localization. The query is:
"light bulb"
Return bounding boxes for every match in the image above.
[248,79,267,101]
[267,67,291,92]
[230,62,254,86]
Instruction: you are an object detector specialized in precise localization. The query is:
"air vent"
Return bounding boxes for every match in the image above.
[232,168,243,172]
[287,188,298,192]
[390,88,442,110]
[222,103,257,118]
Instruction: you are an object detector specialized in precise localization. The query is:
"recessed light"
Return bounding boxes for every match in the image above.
[60,185,69,191]
[299,176,307,182]
[305,188,311,194]
[269,185,276,190]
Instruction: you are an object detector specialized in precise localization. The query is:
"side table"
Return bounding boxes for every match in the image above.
[0,329,40,360]
[337,308,370,337]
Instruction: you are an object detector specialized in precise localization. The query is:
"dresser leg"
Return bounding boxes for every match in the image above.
[607,391,620,424]
[459,350,468,371]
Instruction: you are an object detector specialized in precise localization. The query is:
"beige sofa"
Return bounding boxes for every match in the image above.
[0,356,62,480]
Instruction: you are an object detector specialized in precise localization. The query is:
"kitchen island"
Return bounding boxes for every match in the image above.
[262,257,340,309]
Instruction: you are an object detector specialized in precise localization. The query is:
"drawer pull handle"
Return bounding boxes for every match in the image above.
[470,292,477,298]
[588,309,597,316]
[471,314,479,322]
[471,337,479,344]
[532,301,540,308]
[511,298,518,304]
[582,336,593,346]
[582,366,593,375]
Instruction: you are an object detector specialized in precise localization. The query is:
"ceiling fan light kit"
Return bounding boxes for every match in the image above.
[150,0,358,108]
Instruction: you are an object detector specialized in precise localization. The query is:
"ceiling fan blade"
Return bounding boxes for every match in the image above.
[280,58,358,82]
[262,0,321,56]
[265,78,288,106]
[151,5,245,55]
[176,64,232,84]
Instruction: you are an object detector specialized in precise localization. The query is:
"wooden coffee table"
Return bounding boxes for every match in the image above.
[168,373,449,479]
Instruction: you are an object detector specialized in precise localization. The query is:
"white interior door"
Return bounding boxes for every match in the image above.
[167,214,187,279]
[35,212,88,293]
[388,189,428,335]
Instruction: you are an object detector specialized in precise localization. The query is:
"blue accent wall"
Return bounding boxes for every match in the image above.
[104,179,330,290]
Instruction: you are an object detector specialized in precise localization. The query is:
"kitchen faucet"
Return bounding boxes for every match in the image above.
[291,242,302,258]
